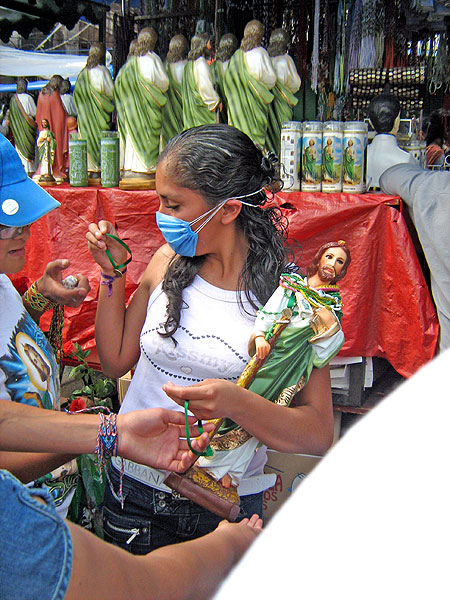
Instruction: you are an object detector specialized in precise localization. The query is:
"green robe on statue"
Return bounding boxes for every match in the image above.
[218,273,344,437]
[266,81,298,157]
[9,94,37,162]
[161,63,184,147]
[114,57,167,169]
[181,60,217,130]
[223,49,274,150]
[73,67,114,169]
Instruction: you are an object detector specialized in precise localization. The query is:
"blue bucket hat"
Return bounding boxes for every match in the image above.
[0,135,60,226]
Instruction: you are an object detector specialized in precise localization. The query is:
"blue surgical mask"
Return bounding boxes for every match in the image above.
[155,188,264,257]
[156,199,228,257]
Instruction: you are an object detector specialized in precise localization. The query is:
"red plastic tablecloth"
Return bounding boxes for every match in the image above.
[11,186,439,378]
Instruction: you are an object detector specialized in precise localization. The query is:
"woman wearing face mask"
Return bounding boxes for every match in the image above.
[87,124,335,554]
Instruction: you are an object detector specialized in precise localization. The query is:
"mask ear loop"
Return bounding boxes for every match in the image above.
[189,198,229,233]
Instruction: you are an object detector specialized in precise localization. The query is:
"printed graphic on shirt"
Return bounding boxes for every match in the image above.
[0,311,59,409]
[140,325,248,383]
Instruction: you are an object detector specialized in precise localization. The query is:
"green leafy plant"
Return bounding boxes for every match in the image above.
[68,342,115,410]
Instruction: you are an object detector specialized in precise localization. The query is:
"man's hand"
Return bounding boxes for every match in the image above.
[36,259,90,307]
[118,408,215,472]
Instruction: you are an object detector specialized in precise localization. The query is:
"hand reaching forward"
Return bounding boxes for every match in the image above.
[162,379,244,421]
[36,259,90,307]
[117,408,215,472]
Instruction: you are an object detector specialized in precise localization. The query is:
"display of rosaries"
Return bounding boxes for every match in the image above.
[114,27,169,189]
[161,34,188,147]
[34,74,69,182]
[73,43,114,184]
[9,77,37,175]
[181,32,221,129]
[223,20,277,150]
[166,241,351,520]
[266,28,301,157]
[211,33,238,124]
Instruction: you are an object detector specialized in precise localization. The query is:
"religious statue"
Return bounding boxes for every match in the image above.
[211,33,238,123]
[35,119,57,186]
[181,33,221,129]
[60,78,77,118]
[114,27,169,189]
[60,77,78,136]
[9,77,37,174]
[161,34,188,147]
[166,241,351,519]
[366,93,417,189]
[223,20,277,150]
[266,28,301,157]
[73,42,114,184]
[35,74,69,182]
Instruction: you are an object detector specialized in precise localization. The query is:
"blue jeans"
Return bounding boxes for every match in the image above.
[103,463,263,555]
[0,470,73,600]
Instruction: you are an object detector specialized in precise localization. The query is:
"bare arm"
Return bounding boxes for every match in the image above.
[87,220,173,377]
[163,365,334,456]
[66,515,262,600]
[0,451,75,484]
[0,400,214,481]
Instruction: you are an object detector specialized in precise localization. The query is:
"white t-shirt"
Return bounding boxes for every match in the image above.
[116,275,268,492]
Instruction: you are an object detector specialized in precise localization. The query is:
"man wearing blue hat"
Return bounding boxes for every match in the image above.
[0,134,90,516]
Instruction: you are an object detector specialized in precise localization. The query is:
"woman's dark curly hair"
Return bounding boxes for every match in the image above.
[156,124,291,341]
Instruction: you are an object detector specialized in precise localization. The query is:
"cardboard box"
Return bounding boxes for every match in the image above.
[117,371,133,404]
[263,450,322,522]
[262,411,341,521]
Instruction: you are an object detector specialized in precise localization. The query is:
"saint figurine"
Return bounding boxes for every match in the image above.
[167,242,350,518]
[161,34,188,147]
[36,119,57,186]
[9,77,37,174]
[114,28,169,189]
[211,33,238,124]
[266,28,301,157]
[223,20,277,150]
[181,33,221,129]
[74,43,114,184]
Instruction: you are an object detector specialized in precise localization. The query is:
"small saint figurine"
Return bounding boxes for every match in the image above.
[168,241,351,517]
[35,119,57,186]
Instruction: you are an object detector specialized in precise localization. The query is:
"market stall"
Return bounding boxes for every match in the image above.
[10,185,439,380]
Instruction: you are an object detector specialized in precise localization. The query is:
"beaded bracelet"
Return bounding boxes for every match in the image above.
[68,407,125,508]
[23,281,58,312]
[23,282,64,364]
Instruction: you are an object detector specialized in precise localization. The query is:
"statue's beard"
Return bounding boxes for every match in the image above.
[318,266,335,283]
